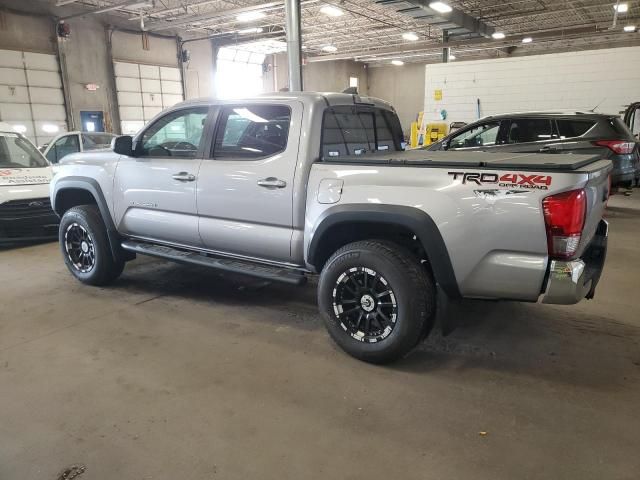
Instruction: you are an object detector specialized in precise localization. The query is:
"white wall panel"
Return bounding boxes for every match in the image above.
[0,103,31,120]
[0,84,29,102]
[119,105,144,120]
[31,104,66,121]
[29,87,64,105]
[140,78,161,93]
[142,92,162,107]
[139,64,160,79]
[26,70,62,88]
[143,106,162,120]
[116,77,141,92]
[0,68,27,86]
[118,91,143,106]
[24,52,58,71]
[424,46,640,124]
[162,94,183,107]
[160,66,181,82]
[161,80,183,95]
[114,61,140,77]
[0,49,23,68]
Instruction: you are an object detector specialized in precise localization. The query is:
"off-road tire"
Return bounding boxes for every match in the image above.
[318,240,436,364]
[59,205,124,286]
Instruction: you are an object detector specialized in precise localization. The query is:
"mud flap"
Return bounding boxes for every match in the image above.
[433,286,459,337]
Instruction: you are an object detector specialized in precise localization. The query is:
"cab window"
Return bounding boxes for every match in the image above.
[139,107,209,158]
[212,105,291,159]
[47,134,80,163]
[0,133,48,168]
[449,122,501,149]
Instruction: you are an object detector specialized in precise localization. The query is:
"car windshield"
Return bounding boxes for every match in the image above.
[0,133,48,168]
[82,133,115,150]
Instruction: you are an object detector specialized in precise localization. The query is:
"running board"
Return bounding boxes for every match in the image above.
[121,240,307,285]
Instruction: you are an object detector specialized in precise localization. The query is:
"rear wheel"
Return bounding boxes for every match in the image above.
[59,205,124,286]
[318,240,435,364]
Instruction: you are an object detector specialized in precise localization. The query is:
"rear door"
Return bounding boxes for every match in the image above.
[196,101,302,262]
[113,105,210,247]
[624,102,640,140]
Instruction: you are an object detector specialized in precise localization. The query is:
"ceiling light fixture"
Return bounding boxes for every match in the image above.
[492,32,506,39]
[238,27,263,34]
[391,59,404,66]
[624,25,636,32]
[322,45,338,52]
[428,2,452,13]
[402,32,419,41]
[614,3,629,13]
[320,5,344,17]
[237,11,266,22]
[522,37,533,43]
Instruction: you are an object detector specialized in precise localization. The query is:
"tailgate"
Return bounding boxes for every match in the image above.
[577,160,612,257]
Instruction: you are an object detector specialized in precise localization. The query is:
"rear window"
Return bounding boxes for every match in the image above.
[321,106,403,158]
[608,117,636,140]
[507,118,555,143]
[557,120,595,138]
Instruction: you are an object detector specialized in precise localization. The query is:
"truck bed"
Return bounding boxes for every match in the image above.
[322,150,603,171]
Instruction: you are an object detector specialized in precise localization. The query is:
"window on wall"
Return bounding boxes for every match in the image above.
[216,48,266,99]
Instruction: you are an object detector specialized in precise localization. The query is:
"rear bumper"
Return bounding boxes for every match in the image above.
[540,219,608,305]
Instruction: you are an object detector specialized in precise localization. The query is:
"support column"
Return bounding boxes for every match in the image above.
[284,0,303,91]
[442,29,450,63]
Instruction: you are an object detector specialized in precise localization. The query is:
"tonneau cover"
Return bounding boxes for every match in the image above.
[322,150,602,171]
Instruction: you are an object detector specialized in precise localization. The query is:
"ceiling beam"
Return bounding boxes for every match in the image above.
[58,0,151,20]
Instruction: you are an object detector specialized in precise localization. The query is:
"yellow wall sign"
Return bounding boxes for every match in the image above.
[434,89,443,101]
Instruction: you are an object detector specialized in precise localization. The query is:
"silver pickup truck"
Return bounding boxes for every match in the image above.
[50,92,611,363]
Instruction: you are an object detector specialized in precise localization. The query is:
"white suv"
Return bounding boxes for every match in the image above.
[0,123,58,244]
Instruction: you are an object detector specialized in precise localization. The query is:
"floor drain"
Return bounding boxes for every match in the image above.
[56,464,86,480]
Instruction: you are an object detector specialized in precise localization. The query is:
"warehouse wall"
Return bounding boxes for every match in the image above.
[0,10,54,53]
[368,62,425,133]
[424,46,640,124]
[111,30,179,67]
[183,39,215,99]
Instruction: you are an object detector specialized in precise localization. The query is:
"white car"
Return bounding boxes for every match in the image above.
[0,123,58,244]
[42,131,116,164]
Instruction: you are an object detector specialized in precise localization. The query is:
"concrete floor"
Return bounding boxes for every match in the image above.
[1,195,639,480]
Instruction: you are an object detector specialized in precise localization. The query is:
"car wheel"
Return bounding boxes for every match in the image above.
[318,240,436,364]
[59,205,124,286]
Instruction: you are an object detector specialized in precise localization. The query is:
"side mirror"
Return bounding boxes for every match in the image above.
[112,135,134,156]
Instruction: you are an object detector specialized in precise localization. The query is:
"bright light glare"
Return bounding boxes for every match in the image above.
[614,3,628,13]
[623,25,636,32]
[402,32,419,41]
[320,5,344,16]
[391,59,404,66]
[239,27,263,34]
[449,54,456,60]
[429,2,452,13]
[233,108,268,123]
[12,124,27,134]
[322,45,337,52]
[42,124,59,133]
[492,32,506,39]
[237,11,266,22]
[522,36,533,43]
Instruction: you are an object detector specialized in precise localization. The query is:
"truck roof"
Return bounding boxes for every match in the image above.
[174,91,396,112]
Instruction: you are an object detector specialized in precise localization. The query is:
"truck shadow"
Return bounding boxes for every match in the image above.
[114,257,640,391]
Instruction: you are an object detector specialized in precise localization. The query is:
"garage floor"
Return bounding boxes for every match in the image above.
[1,195,639,480]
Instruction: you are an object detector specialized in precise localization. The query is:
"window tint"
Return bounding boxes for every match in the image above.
[47,134,80,163]
[139,107,208,158]
[557,120,595,138]
[507,118,554,143]
[321,106,403,158]
[0,134,48,168]
[449,122,500,149]
[213,105,290,159]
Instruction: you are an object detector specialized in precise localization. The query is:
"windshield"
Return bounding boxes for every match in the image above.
[82,133,115,150]
[0,133,49,168]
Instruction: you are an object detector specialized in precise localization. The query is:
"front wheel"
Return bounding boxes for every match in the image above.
[318,240,436,364]
[59,205,124,286]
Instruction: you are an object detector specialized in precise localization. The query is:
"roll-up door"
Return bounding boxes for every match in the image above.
[0,49,67,147]
[113,61,184,135]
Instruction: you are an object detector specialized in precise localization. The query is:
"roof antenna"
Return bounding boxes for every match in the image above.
[590,98,605,112]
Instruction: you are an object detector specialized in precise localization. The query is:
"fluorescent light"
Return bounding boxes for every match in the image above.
[449,54,456,60]
[12,124,27,134]
[492,32,506,39]
[238,27,263,34]
[42,124,59,134]
[237,11,266,22]
[391,59,404,66]
[522,36,533,43]
[429,2,452,13]
[320,5,344,17]
[624,25,636,32]
[402,32,419,41]
[614,3,628,13]
[322,45,337,52]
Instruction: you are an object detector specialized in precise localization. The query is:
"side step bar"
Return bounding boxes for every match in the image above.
[121,240,307,285]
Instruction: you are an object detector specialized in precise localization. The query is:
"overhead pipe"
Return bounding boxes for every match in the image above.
[284,0,303,91]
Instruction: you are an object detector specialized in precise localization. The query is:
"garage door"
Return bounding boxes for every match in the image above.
[113,61,184,135]
[0,49,67,147]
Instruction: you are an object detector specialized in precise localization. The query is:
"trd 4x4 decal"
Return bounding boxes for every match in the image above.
[448,172,552,190]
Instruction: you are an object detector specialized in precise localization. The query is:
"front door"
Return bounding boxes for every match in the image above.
[113,106,210,247]
[197,102,302,263]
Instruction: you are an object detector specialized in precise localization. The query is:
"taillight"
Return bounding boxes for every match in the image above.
[592,140,635,154]
[542,189,586,259]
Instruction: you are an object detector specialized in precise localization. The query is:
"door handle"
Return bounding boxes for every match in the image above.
[257,177,287,189]
[172,172,196,182]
